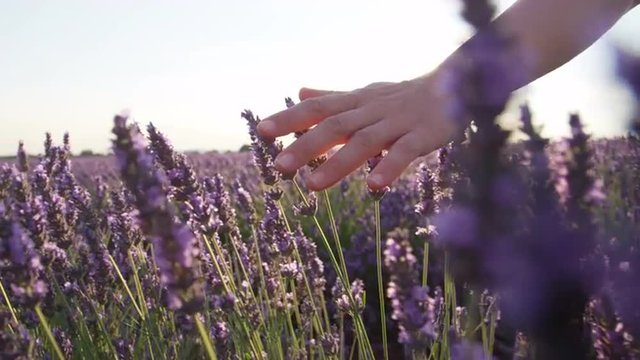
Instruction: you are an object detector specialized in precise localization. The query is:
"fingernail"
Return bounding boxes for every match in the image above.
[368,174,384,188]
[275,153,295,170]
[308,171,325,189]
[257,120,275,135]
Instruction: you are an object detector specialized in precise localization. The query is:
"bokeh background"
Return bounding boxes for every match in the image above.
[1,0,639,156]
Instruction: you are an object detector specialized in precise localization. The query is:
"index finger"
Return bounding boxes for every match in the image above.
[257,92,358,139]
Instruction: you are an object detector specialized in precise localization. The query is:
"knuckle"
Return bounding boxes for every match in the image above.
[351,128,377,147]
[325,115,349,136]
[365,81,387,89]
[344,92,361,108]
[303,98,324,115]
[395,137,424,157]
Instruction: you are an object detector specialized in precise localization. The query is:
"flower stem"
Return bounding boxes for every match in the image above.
[109,254,145,319]
[292,178,375,358]
[422,242,430,288]
[35,304,65,360]
[375,200,389,360]
[195,315,218,360]
[0,278,18,323]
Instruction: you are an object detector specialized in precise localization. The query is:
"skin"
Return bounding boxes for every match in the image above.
[257,0,639,192]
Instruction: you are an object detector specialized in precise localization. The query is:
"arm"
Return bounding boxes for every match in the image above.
[257,0,638,191]
[471,0,637,90]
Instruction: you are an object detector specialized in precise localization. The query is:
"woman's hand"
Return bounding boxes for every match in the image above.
[256,72,458,191]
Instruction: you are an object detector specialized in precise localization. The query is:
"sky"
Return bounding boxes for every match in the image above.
[1,0,639,156]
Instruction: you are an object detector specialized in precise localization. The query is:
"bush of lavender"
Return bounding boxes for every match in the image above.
[2,2,640,360]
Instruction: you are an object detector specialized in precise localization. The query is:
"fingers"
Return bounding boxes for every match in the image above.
[305,121,405,191]
[273,108,374,173]
[299,87,342,101]
[366,133,427,190]
[257,92,358,139]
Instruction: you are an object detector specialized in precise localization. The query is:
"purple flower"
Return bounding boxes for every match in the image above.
[415,163,438,217]
[293,192,317,217]
[232,178,257,225]
[432,206,478,248]
[332,278,365,315]
[70,184,114,291]
[586,297,635,359]
[204,175,253,279]
[112,113,203,314]
[0,215,48,308]
[366,152,389,200]
[241,110,281,185]
[294,228,326,293]
[54,328,73,359]
[384,228,437,349]
[0,312,32,358]
[451,340,491,360]
[16,141,29,173]
[320,326,340,356]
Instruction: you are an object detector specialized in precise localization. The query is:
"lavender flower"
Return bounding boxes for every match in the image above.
[451,340,491,360]
[0,164,11,202]
[241,110,281,185]
[320,326,340,357]
[286,97,329,171]
[616,49,640,136]
[113,337,134,360]
[7,166,43,247]
[414,163,438,217]
[293,227,326,293]
[146,123,224,243]
[70,185,114,290]
[46,192,75,251]
[293,192,317,217]
[147,124,201,202]
[16,141,29,173]
[232,178,257,225]
[384,228,436,349]
[53,328,73,359]
[112,113,203,313]
[366,152,390,200]
[587,297,635,359]
[204,175,253,279]
[0,215,47,308]
[0,312,32,359]
[332,278,365,316]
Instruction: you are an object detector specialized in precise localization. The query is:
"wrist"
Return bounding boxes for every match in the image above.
[409,68,466,144]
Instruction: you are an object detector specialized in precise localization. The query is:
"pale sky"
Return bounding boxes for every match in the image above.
[1,0,639,156]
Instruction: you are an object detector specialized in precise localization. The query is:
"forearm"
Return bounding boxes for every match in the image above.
[436,0,637,90]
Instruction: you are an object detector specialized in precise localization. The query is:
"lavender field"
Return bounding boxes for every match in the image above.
[2,3,640,360]
[1,107,639,359]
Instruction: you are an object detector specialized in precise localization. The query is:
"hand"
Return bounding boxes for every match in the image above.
[256,72,459,191]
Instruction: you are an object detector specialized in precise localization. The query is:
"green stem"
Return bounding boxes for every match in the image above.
[422,242,430,288]
[195,315,218,360]
[223,232,267,327]
[128,251,149,318]
[292,179,375,359]
[203,237,266,356]
[35,305,65,360]
[205,235,238,294]
[0,278,18,323]
[278,199,330,338]
[375,200,389,360]
[109,254,145,319]
[322,190,348,276]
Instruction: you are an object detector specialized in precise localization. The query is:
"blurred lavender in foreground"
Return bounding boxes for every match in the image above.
[617,49,640,136]
[111,113,203,313]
